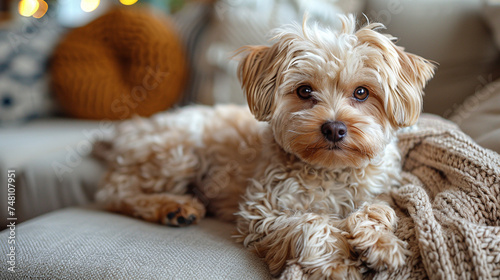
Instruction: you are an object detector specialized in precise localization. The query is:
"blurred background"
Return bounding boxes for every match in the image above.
[0,0,499,123]
[0,0,499,226]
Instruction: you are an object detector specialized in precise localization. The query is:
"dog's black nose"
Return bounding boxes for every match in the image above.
[321,121,347,143]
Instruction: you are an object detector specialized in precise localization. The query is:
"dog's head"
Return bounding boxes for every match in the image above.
[237,15,436,169]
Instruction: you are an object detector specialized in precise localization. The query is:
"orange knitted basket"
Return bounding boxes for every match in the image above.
[51,7,188,120]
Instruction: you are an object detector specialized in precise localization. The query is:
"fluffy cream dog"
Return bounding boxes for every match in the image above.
[95,15,435,279]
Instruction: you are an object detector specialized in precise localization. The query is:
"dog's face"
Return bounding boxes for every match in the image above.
[238,15,435,169]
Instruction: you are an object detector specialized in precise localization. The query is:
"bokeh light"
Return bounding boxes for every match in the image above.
[18,0,39,17]
[120,0,139,5]
[33,1,48,19]
[81,0,100,13]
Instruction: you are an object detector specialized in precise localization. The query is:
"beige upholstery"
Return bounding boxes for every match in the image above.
[449,0,500,154]
[0,207,271,279]
[451,79,500,154]
[0,119,106,227]
[365,0,499,117]
[484,0,500,49]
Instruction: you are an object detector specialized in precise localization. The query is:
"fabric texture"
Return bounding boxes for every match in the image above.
[281,114,500,279]
[0,207,272,279]
[51,7,188,120]
[0,118,107,228]
[450,78,500,154]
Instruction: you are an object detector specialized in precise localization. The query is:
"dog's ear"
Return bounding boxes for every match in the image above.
[237,45,284,122]
[355,26,436,128]
[388,47,436,127]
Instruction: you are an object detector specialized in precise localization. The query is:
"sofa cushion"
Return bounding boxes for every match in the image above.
[0,118,109,226]
[450,78,500,154]
[365,0,499,117]
[484,0,500,50]
[0,207,271,279]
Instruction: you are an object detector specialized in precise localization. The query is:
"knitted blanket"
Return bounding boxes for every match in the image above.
[282,115,500,279]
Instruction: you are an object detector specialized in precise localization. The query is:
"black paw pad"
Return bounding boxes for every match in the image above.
[177,214,196,225]
[164,207,197,227]
[166,208,180,220]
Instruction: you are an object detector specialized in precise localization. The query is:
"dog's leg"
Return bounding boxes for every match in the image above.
[116,193,206,226]
[96,156,208,226]
[237,211,362,279]
[94,107,218,225]
[95,134,209,226]
[344,202,407,270]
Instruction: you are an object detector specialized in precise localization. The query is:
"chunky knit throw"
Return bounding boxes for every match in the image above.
[51,7,188,120]
[280,115,500,279]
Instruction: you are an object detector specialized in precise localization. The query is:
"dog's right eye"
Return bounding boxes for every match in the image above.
[296,85,313,100]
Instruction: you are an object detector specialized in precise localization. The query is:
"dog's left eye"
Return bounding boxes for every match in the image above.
[353,87,369,101]
[296,85,313,99]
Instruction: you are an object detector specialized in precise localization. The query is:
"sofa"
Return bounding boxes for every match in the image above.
[1,0,499,278]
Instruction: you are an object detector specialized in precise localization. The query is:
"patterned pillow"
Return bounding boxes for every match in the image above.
[0,15,63,125]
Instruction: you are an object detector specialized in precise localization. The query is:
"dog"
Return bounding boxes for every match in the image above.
[95,14,435,279]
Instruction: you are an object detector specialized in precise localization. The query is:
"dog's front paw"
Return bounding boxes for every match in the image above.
[278,264,307,280]
[160,199,205,227]
[345,203,408,271]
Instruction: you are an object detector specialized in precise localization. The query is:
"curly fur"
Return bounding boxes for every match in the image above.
[96,14,435,278]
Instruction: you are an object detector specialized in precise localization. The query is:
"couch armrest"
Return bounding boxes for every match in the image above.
[0,118,110,227]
